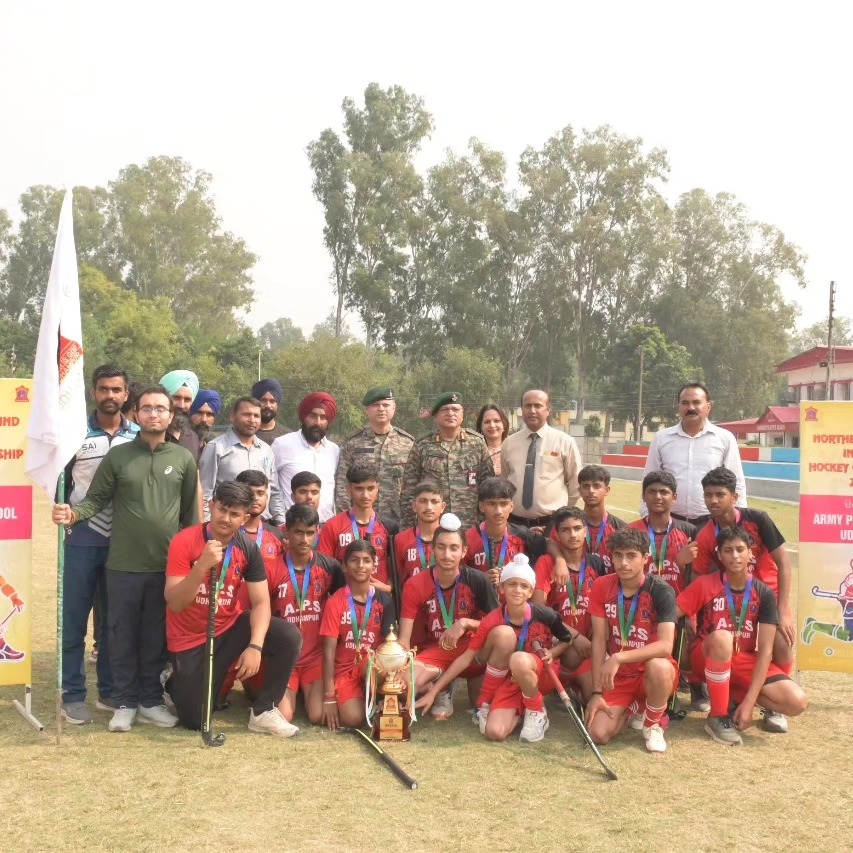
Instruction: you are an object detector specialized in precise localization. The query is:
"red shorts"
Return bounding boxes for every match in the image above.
[560,656,592,689]
[335,665,367,706]
[417,643,486,680]
[491,655,559,715]
[602,658,678,710]
[691,647,789,702]
[287,659,323,693]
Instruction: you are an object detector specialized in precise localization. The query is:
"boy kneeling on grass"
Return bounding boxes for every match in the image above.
[165,481,303,737]
[417,553,576,743]
[676,525,807,745]
[586,526,678,754]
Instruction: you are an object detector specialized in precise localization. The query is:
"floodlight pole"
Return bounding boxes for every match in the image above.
[825,281,836,400]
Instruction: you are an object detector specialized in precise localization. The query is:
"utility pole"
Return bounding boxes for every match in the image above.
[825,280,836,400]
[636,348,645,443]
[257,350,261,382]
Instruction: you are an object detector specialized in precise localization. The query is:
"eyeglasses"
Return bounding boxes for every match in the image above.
[138,406,170,415]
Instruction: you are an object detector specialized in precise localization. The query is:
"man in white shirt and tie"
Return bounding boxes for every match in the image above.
[272,392,340,523]
[501,389,583,528]
[642,383,747,525]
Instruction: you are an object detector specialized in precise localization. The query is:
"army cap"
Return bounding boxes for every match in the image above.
[362,387,395,406]
[431,391,463,416]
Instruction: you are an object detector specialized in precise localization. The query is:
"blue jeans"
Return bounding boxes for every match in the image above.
[62,544,113,703]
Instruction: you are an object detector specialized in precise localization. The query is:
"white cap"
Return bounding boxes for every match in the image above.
[500,553,535,588]
[439,512,462,532]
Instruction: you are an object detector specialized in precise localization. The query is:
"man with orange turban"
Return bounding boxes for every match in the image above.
[272,393,340,523]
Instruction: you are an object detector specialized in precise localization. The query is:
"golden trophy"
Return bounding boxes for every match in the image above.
[366,628,416,741]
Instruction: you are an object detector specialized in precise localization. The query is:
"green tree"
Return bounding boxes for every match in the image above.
[307,83,433,339]
[604,325,701,438]
[790,315,853,353]
[654,189,804,419]
[518,125,670,417]
[258,317,305,351]
[79,266,183,383]
[105,156,257,341]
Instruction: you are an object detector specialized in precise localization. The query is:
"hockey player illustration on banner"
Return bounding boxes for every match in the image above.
[0,571,27,662]
[802,560,853,645]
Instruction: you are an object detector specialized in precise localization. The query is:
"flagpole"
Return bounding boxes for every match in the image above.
[56,472,65,745]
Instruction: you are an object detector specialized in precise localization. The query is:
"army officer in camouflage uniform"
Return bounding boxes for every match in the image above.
[399,391,494,529]
[334,387,414,528]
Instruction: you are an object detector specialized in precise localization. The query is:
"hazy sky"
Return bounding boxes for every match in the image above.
[0,1,848,337]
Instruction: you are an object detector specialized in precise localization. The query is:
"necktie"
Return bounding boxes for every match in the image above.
[522,433,538,510]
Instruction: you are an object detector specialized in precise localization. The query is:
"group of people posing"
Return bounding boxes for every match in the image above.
[49,366,806,753]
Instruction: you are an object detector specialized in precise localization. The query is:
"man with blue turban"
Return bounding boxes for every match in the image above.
[251,378,287,446]
[189,389,222,448]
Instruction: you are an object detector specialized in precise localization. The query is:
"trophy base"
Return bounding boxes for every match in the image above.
[372,692,411,741]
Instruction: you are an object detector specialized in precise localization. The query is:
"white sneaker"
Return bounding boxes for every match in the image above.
[643,722,667,753]
[761,708,788,733]
[473,703,490,735]
[248,707,300,738]
[629,712,645,731]
[430,687,455,720]
[519,709,550,743]
[138,704,178,728]
[108,706,137,733]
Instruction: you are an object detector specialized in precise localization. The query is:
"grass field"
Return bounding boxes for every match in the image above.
[3,485,852,853]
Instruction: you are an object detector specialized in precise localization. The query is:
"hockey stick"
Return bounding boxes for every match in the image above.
[340,727,418,789]
[201,565,225,748]
[0,609,16,637]
[667,619,688,721]
[533,643,617,780]
[811,586,839,600]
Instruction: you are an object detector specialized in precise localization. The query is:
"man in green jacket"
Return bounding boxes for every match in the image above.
[53,385,199,733]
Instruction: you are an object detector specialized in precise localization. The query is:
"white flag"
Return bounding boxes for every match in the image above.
[25,189,87,497]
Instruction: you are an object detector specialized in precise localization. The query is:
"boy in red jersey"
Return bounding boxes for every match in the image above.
[677,526,807,745]
[576,465,626,571]
[317,465,397,594]
[244,504,344,723]
[629,471,697,594]
[587,526,677,753]
[320,540,396,730]
[291,471,322,514]
[165,481,302,736]
[694,467,794,732]
[236,470,285,578]
[465,477,563,589]
[394,480,446,588]
[398,513,499,720]
[533,506,605,703]
[418,553,577,743]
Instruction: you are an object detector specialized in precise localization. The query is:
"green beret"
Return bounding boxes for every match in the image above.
[362,387,395,406]
[431,391,463,416]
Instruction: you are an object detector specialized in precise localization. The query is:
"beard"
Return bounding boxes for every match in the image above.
[193,422,211,439]
[260,408,276,425]
[302,424,326,444]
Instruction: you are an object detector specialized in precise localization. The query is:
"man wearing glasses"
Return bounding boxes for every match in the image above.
[52,384,200,734]
[399,392,494,529]
[334,387,414,529]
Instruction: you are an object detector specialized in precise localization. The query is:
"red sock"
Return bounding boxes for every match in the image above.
[643,702,667,728]
[521,691,544,712]
[704,658,732,716]
[476,665,508,706]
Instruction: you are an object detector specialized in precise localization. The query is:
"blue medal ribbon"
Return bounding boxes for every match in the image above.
[723,576,753,654]
[480,523,509,569]
[350,511,377,543]
[286,553,313,612]
[204,524,235,599]
[347,585,375,660]
[564,559,586,620]
[416,529,435,573]
[714,509,742,538]
[585,513,609,555]
[647,520,672,575]
[504,603,532,651]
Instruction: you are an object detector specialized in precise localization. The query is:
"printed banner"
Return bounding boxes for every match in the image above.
[797,400,853,672]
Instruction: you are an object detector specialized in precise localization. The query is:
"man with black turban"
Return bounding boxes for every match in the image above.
[251,379,287,446]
